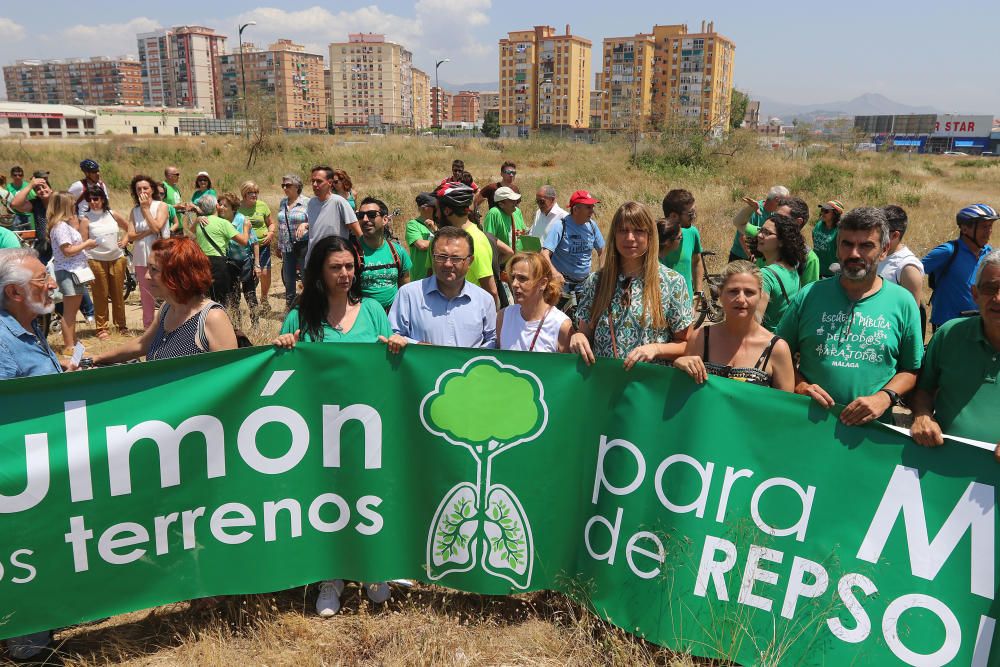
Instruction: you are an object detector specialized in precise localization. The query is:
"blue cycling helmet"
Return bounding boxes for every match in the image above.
[957,204,998,225]
[79,158,100,172]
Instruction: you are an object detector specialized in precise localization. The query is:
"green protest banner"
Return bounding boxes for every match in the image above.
[0,344,996,666]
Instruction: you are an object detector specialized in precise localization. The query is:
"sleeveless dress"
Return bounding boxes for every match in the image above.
[147,302,225,361]
[499,304,569,352]
[702,326,778,387]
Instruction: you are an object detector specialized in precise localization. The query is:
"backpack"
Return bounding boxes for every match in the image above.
[557,217,598,248]
[927,240,960,297]
[351,236,403,276]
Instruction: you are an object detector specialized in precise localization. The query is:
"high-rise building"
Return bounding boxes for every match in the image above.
[451,91,481,123]
[498,25,591,138]
[328,33,416,130]
[324,68,333,129]
[596,33,655,132]
[4,57,143,107]
[412,67,431,130]
[649,22,735,134]
[589,88,603,129]
[431,87,452,127]
[216,40,326,131]
[137,26,227,115]
[479,91,500,120]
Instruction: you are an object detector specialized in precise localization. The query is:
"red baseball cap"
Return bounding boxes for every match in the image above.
[569,190,599,206]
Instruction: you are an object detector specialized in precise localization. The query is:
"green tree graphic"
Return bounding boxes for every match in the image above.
[421,357,547,589]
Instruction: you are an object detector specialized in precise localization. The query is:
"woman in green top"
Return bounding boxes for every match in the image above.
[191,171,217,205]
[238,180,276,313]
[186,193,249,303]
[755,213,807,331]
[273,234,390,346]
[813,200,843,277]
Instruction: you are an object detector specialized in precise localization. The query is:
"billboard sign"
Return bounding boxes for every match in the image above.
[932,115,992,137]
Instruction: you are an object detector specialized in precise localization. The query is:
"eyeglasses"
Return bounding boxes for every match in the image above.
[28,275,49,286]
[281,183,295,188]
[502,170,516,176]
[758,228,777,238]
[432,254,471,265]
[358,210,382,220]
[979,282,1000,297]
[87,196,103,202]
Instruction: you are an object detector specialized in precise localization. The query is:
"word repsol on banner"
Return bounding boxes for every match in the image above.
[584,435,996,667]
[1,397,384,574]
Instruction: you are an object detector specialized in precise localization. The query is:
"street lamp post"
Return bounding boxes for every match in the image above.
[434,58,450,130]
[238,21,257,136]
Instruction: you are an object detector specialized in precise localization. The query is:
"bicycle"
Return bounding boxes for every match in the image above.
[692,250,725,329]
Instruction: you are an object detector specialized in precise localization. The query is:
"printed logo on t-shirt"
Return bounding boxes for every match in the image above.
[814,311,892,368]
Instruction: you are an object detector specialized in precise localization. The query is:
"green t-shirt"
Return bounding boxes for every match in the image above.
[463,223,494,287]
[812,221,838,278]
[760,262,801,331]
[191,188,217,205]
[280,299,391,343]
[405,218,433,279]
[482,206,528,250]
[917,316,999,443]
[730,199,767,259]
[163,182,182,206]
[659,226,702,297]
[801,249,820,286]
[776,277,923,406]
[193,215,238,257]
[238,200,272,239]
[358,238,413,309]
[6,182,35,227]
[0,226,20,249]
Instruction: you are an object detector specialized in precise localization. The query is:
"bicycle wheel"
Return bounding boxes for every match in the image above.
[123,271,136,301]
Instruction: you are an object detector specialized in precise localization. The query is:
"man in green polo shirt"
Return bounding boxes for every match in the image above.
[777,207,923,426]
[729,185,788,261]
[911,250,1000,453]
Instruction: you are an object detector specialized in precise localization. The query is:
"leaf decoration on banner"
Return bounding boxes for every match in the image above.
[482,485,533,589]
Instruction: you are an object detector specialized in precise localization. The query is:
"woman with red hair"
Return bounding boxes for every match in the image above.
[94,237,238,363]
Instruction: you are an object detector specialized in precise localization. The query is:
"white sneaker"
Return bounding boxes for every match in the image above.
[86,315,95,324]
[365,581,391,604]
[315,579,345,617]
[7,630,51,660]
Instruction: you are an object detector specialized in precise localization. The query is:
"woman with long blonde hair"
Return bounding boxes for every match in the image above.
[498,252,572,352]
[571,201,693,369]
[48,191,97,354]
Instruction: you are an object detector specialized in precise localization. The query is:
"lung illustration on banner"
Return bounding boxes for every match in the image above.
[420,356,548,589]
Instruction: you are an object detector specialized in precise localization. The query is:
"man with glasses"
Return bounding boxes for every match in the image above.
[0,248,63,660]
[67,158,109,217]
[542,190,606,303]
[354,197,412,310]
[383,225,496,351]
[660,189,703,299]
[474,160,519,212]
[911,250,1000,455]
[302,165,361,264]
[529,184,566,239]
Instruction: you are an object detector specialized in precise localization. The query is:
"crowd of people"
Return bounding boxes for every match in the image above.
[0,155,997,660]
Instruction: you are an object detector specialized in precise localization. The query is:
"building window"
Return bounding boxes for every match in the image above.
[28,118,43,129]
[132,126,138,134]
[8,118,23,129]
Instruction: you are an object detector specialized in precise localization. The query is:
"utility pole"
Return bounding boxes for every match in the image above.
[238,21,257,137]
[434,58,450,132]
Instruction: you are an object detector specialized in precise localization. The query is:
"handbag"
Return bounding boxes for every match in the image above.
[282,200,309,263]
[69,266,96,285]
[197,222,241,274]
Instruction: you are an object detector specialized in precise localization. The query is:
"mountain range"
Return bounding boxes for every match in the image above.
[439,80,500,93]
[756,93,942,123]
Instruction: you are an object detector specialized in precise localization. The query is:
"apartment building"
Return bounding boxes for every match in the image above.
[431,87,452,127]
[328,33,415,130]
[451,91,480,123]
[137,26,227,116]
[4,57,143,107]
[498,25,591,138]
[479,91,500,120]
[412,67,431,130]
[216,40,326,131]
[596,33,655,131]
[650,22,735,134]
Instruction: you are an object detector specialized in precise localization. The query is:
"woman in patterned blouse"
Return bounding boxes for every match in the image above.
[571,201,693,369]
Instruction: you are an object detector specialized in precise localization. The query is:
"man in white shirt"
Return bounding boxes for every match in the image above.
[529,185,566,239]
[878,205,924,306]
[302,165,361,264]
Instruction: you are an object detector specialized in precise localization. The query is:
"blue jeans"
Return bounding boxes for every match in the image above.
[280,247,303,308]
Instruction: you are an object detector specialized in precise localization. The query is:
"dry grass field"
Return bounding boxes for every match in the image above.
[1,133,998,665]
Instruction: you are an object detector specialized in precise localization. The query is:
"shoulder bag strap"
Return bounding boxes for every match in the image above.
[763,266,790,305]
[197,221,229,258]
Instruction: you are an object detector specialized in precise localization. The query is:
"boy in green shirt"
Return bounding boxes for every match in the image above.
[405,193,437,279]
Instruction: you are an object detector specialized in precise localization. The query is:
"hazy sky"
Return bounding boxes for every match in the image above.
[1,0,997,113]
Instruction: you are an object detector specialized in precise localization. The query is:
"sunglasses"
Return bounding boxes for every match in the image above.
[87,196,103,202]
[503,170,516,176]
[281,183,295,188]
[358,210,381,220]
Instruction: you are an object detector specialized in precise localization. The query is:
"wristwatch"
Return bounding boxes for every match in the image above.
[880,388,902,407]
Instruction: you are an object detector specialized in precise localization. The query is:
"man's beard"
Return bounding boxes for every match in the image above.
[25,290,55,316]
[841,258,874,281]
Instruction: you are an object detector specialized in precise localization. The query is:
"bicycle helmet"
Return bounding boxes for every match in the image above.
[435,183,474,214]
[957,204,998,225]
[79,159,100,172]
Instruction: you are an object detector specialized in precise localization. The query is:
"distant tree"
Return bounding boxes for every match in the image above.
[481,110,500,139]
[730,88,750,130]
